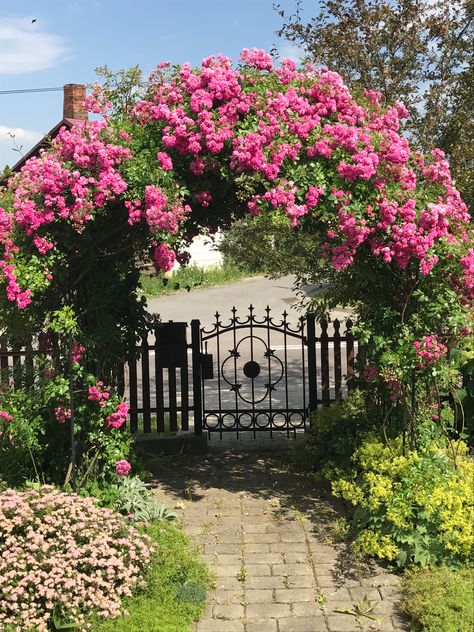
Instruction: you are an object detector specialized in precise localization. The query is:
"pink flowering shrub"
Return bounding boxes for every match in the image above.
[0,486,152,631]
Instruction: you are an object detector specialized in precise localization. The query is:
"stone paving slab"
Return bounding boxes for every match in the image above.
[151,451,408,632]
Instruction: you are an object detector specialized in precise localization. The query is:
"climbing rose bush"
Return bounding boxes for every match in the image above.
[0,486,152,631]
[0,47,472,447]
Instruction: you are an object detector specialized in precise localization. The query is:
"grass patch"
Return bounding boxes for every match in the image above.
[91,521,212,632]
[139,260,258,299]
[400,566,474,632]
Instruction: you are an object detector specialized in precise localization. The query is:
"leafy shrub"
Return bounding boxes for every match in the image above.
[332,437,474,567]
[301,390,377,477]
[0,364,132,488]
[113,475,177,522]
[401,566,474,632]
[0,486,153,631]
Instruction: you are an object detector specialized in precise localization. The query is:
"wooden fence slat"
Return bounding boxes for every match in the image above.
[168,367,178,432]
[320,319,330,406]
[333,319,342,399]
[346,318,355,393]
[154,328,165,432]
[141,338,151,433]
[128,352,138,433]
[180,364,189,432]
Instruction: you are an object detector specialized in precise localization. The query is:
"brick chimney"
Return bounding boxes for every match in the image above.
[63,84,87,121]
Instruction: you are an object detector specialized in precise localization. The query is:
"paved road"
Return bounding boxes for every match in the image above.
[146,275,351,327]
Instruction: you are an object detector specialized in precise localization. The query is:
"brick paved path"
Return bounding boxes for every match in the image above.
[151,450,407,632]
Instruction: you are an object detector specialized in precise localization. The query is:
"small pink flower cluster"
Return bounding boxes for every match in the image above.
[54,407,71,424]
[115,459,131,476]
[413,335,448,367]
[105,401,129,429]
[0,410,12,423]
[362,365,379,383]
[88,381,111,407]
[154,242,176,272]
[71,342,85,363]
[0,486,152,631]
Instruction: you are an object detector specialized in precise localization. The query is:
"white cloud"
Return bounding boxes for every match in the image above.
[0,125,43,169]
[0,17,69,75]
[160,34,176,42]
[277,42,305,65]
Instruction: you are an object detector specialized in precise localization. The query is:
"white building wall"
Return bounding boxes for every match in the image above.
[175,232,223,270]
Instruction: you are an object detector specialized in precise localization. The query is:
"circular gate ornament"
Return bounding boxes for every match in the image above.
[243,360,260,379]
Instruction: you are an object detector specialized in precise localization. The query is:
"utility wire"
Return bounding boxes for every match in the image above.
[0,87,64,95]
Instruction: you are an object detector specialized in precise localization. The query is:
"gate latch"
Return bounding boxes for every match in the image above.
[200,353,214,380]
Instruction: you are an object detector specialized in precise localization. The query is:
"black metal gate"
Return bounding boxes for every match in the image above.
[191,306,319,437]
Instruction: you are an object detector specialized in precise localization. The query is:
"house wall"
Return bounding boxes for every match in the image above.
[174,232,223,270]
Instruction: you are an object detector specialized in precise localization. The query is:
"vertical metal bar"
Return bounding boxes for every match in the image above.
[321,319,330,406]
[299,317,306,437]
[333,319,342,400]
[346,318,355,394]
[180,340,189,432]
[215,313,223,438]
[306,313,318,412]
[249,305,255,439]
[154,328,165,432]
[141,336,151,433]
[128,352,138,433]
[265,307,273,436]
[283,312,289,430]
[12,341,21,388]
[191,320,203,436]
[232,307,239,433]
[168,367,178,431]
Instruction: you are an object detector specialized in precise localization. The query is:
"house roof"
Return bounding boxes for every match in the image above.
[9,117,86,173]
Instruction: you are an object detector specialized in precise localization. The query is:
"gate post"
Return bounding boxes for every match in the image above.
[306,313,318,412]
[191,319,203,435]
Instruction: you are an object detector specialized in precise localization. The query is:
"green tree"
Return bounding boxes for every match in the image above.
[275,0,474,207]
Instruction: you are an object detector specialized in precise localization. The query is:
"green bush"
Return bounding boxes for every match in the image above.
[91,521,212,632]
[401,566,474,632]
[332,436,474,567]
[301,390,376,478]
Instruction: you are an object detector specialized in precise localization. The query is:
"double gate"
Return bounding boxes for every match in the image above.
[1,306,357,439]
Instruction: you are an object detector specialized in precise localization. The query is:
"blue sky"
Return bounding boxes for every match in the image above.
[0,0,309,169]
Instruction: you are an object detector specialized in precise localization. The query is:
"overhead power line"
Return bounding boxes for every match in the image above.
[0,87,64,95]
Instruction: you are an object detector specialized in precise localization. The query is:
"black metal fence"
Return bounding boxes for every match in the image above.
[1,308,358,437]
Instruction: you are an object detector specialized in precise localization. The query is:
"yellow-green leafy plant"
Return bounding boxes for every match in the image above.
[332,436,474,567]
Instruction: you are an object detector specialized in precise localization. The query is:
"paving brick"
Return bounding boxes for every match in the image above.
[246,621,278,632]
[244,533,276,544]
[246,602,291,620]
[273,563,313,576]
[279,615,328,631]
[213,603,245,619]
[215,565,244,577]
[270,542,307,553]
[283,551,310,564]
[210,589,244,605]
[244,553,283,564]
[244,589,274,603]
[196,619,244,632]
[216,554,244,566]
[327,614,363,631]
[274,588,315,603]
[244,543,271,553]
[246,564,272,576]
[244,576,288,590]
[292,601,326,617]
[243,523,268,533]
